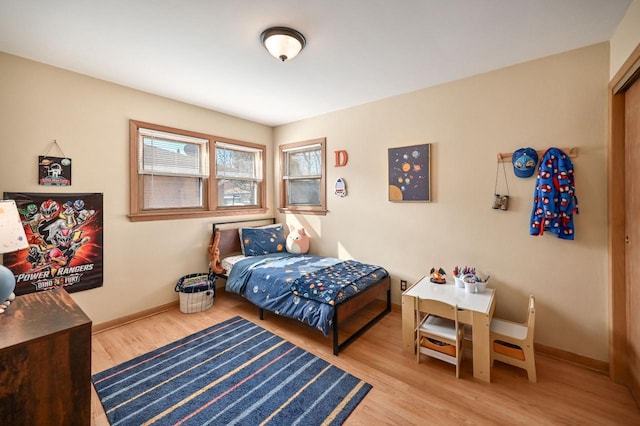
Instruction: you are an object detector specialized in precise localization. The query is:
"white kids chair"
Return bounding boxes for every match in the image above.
[415,298,464,378]
[490,294,537,382]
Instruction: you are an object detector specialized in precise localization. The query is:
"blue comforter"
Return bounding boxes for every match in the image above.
[226,253,388,336]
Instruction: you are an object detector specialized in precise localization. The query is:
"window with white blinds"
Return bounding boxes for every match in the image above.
[138,127,209,209]
[279,138,327,215]
[129,120,267,221]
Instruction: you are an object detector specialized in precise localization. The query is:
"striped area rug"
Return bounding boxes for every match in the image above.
[92,316,371,425]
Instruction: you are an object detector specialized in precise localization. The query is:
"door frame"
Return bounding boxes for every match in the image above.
[609,41,640,385]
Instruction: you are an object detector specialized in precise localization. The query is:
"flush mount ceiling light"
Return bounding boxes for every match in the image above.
[260,26,306,62]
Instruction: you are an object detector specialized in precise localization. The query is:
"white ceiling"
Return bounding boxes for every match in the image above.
[0,0,631,126]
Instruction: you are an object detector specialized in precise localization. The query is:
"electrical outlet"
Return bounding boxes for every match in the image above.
[400,280,407,291]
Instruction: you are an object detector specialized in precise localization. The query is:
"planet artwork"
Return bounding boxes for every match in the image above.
[388,144,430,202]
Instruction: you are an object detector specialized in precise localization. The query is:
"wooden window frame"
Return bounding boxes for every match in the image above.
[278,138,327,215]
[212,136,266,214]
[129,120,267,222]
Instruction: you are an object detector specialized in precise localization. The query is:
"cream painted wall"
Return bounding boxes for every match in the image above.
[610,0,640,78]
[0,52,273,325]
[0,41,614,361]
[275,43,610,361]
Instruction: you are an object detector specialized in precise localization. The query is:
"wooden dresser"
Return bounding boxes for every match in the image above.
[0,288,92,425]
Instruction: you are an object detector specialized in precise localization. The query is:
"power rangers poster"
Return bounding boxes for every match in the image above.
[2,192,103,295]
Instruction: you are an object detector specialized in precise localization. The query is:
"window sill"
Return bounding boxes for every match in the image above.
[278,208,328,216]
[129,208,268,222]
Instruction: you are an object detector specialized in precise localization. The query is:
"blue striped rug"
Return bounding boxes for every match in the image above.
[92,316,371,425]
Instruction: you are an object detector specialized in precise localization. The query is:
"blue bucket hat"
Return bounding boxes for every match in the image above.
[512,147,538,178]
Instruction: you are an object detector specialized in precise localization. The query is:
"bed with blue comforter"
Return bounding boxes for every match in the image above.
[212,222,391,355]
[226,253,389,337]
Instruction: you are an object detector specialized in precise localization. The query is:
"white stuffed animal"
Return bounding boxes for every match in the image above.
[286,225,310,254]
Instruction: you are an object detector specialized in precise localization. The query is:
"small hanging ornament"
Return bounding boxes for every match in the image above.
[334,177,347,197]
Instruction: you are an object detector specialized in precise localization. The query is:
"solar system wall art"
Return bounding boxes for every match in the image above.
[388,143,431,202]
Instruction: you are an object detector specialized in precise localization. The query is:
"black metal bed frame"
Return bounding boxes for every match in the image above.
[212,218,392,356]
[331,285,391,355]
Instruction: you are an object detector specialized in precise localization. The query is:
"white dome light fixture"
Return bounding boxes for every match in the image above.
[260,27,306,62]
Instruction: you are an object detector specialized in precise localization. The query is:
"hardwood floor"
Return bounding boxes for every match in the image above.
[91,290,640,425]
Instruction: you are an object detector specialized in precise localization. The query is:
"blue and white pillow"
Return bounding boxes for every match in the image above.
[240,224,286,256]
[238,223,282,254]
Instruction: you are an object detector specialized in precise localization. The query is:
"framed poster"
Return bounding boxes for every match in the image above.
[388,143,431,202]
[38,155,72,186]
[2,192,103,295]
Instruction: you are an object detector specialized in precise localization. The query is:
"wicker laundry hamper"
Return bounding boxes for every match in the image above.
[175,272,216,313]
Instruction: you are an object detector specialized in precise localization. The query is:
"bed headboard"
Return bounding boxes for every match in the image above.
[209,218,277,260]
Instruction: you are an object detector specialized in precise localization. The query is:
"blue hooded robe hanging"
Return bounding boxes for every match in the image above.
[530,148,578,240]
